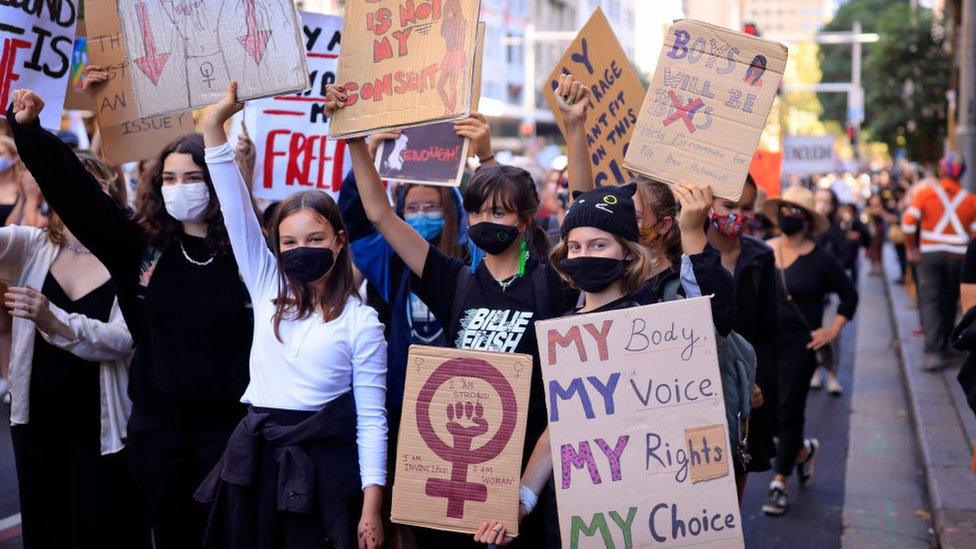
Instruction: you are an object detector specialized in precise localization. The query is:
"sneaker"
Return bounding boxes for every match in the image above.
[796,438,820,485]
[762,483,788,516]
[921,353,948,372]
[809,368,823,390]
[827,373,843,397]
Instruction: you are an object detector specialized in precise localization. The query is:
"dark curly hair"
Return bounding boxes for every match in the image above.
[137,133,231,255]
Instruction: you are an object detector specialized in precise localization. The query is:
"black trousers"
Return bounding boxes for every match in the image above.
[127,413,239,549]
[917,252,964,354]
[774,345,819,477]
[11,424,150,549]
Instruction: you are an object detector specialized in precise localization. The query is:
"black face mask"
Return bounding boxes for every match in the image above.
[778,213,806,236]
[558,257,627,293]
[281,247,335,284]
[468,222,520,255]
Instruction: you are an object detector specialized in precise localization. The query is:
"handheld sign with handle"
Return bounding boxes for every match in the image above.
[536,298,744,548]
[329,0,482,139]
[545,8,646,188]
[392,345,532,537]
[624,20,787,200]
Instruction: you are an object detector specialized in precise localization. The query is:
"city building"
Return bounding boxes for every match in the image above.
[682,0,835,42]
[945,0,976,190]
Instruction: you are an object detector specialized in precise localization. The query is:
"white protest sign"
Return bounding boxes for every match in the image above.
[248,12,349,201]
[117,0,310,118]
[782,136,835,176]
[1,2,79,128]
[535,298,743,548]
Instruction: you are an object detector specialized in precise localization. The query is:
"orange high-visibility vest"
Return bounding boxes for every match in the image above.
[902,179,976,255]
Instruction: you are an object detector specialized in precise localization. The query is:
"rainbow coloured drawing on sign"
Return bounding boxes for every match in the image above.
[70,36,88,89]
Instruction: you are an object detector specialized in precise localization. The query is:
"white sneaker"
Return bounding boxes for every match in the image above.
[827,373,843,397]
[810,368,823,390]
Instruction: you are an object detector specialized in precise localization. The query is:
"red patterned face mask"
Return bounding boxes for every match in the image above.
[710,211,750,238]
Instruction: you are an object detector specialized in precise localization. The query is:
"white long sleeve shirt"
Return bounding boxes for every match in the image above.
[205,143,388,489]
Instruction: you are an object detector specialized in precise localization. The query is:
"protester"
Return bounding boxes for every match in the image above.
[0,157,148,548]
[475,184,654,546]
[8,89,253,548]
[191,83,386,548]
[762,186,858,516]
[955,238,976,473]
[707,175,781,499]
[0,136,21,225]
[902,152,975,372]
[812,188,869,396]
[325,76,595,547]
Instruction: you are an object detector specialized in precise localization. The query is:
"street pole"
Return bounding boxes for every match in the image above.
[851,21,863,161]
[959,0,976,191]
[522,23,537,136]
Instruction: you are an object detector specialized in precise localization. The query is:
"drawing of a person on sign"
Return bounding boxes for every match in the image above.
[436,0,468,115]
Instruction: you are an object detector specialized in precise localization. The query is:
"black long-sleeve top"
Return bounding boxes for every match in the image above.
[774,242,858,345]
[7,108,252,429]
[732,236,781,393]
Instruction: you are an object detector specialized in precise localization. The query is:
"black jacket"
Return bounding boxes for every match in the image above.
[732,236,781,394]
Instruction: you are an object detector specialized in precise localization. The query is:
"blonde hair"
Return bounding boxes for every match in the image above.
[549,237,655,295]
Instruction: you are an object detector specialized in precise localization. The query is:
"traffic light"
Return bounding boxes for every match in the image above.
[743,22,759,36]
[846,124,857,147]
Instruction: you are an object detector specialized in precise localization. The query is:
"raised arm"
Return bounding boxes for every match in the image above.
[326,85,431,277]
[6,90,144,274]
[202,83,278,295]
[553,74,594,195]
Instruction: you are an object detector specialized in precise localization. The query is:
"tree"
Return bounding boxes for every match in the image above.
[818,0,949,162]
[863,4,949,162]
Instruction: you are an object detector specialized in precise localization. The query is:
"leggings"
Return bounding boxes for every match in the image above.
[775,345,819,476]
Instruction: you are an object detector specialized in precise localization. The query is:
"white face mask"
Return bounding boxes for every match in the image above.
[161,182,211,223]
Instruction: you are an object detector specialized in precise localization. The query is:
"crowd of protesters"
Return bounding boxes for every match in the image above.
[31,67,976,546]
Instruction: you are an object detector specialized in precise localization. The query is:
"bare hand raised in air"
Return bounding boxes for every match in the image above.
[553,73,591,126]
[11,89,45,126]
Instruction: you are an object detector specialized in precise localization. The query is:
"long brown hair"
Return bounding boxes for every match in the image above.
[267,190,358,340]
[401,184,467,260]
[634,177,682,267]
[463,165,548,257]
[137,133,231,255]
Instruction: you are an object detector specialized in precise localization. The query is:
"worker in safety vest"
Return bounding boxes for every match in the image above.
[902,152,973,371]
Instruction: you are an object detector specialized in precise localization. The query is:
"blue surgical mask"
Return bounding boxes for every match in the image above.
[405,212,445,242]
[0,157,14,173]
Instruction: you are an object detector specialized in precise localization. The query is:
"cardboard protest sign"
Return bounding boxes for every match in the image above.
[86,0,195,165]
[248,12,349,201]
[375,123,470,186]
[373,23,484,186]
[329,0,482,139]
[1,1,79,128]
[64,22,96,112]
[782,136,835,176]
[624,19,788,200]
[545,8,645,187]
[117,0,309,118]
[536,298,743,548]
[392,345,532,536]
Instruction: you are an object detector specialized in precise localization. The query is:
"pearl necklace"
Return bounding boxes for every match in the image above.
[180,240,215,266]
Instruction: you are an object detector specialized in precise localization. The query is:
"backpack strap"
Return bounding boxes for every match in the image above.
[450,267,474,331]
[662,277,682,302]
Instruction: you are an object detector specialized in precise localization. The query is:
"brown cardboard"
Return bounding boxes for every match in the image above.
[116,0,310,118]
[624,19,788,200]
[392,345,532,536]
[86,0,193,164]
[535,297,743,548]
[685,423,730,483]
[329,0,482,139]
[544,8,646,186]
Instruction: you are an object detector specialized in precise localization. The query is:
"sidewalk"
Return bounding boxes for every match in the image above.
[883,245,976,548]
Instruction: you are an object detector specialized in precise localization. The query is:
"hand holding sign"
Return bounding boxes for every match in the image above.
[203,82,245,148]
[673,182,713,255]
[11,89,45,126]
[454,113,493,162]
[80,65,110,95]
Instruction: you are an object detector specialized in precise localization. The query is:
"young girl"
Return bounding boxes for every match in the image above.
[8,89,253,548]
[1,157,148,548]
[194,83,387,549]
[325,77,592,547]
[707,175,781,500]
